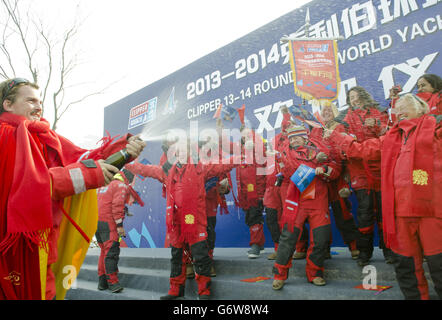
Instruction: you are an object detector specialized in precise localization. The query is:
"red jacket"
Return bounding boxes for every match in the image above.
[0,113,130,247]
[336,106,388,191]
[332,115,442,218]
[0,113,130,300]
[125,160,236,242]
[265,112,292,186]
[417,91,442,115]
[265,132,288,186]
[206,186,220,218]
[237,162,266,210]
[310,124,349,202]
[236,132,267,210]
[280,141,341,212]
[97,180,131,228]
[331,115,442,246]
[205,173,229,217]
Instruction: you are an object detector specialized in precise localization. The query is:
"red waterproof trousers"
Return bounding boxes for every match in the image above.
[273,206,331,282]
[390,217,442,300]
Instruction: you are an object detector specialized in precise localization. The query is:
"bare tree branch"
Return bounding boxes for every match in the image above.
[1,0,38,82]
[0,7,16,78]
[51,25,78,130]
[1,0,118,131]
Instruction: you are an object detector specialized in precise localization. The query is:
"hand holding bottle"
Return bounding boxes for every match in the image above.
[126,134,146,158]
[97,159,119,185]
[104,135,146,171]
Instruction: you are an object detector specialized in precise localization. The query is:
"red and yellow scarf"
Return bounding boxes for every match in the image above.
[381,115,435,248]
[0,113,60,253]
[0,113,62,299]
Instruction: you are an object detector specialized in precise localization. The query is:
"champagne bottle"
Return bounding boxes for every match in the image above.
[104,148,131,170]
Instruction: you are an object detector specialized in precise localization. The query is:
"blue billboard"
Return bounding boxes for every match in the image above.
[104,0,442,248]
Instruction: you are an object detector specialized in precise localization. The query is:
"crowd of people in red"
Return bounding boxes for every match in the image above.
[99,73,441,300]
[1,73,440,300]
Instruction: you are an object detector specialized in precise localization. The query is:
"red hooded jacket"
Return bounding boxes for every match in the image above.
[97,180,131,228]
[125,159,236,244]
[0,112,130,300]
[330,114,442,247]
[336,106,388,191]
[280,140,341,212]
[417,91,442,115]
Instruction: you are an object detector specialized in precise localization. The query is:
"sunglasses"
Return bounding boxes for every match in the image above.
[3,78,30,98]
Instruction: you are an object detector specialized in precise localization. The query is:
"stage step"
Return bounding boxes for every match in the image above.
[65,247,437,300]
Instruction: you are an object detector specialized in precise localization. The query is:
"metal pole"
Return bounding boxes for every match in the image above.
[305,8,310,38]
[302,9,310,106]
[280,7,343,43]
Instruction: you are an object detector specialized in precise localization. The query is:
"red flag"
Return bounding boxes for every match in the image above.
[237,104,245,125]
[289,40,341,105]
[213,103,223,119]
[354,284,392,293]
[313,111,325,127]
[240,276,271,283]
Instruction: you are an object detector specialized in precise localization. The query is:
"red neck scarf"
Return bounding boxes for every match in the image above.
[381,115,435,248]
[0,113,65,300]
[0,113,63,253]
[417,91,441,115]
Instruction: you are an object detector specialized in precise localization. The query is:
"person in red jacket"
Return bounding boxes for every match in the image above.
[0,78,145,300]
[311,104,360,259]
[215,118,267,259]
[96,168,143,293]
[272,125,341,290]
[389,74,441,124]
[125,140,237,300]
[335,86,393,266]
[204,175,230,276]
[264,106,292,260]
[329,93,442,300]
[184,134,232,279]
[416,74,442,115]
[236,126,267,259]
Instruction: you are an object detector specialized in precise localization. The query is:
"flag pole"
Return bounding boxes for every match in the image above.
[305,8,310,38]
[302,8,310,106]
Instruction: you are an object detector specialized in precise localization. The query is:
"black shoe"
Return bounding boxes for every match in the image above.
[199,295,210,300]
[108,282,124,293]
[248,244,261,259]
[160,293,184,300]
[383,249,397,264]
[357,258,370,267]
[357,250,372,267]
[160,286,185,300]
[97,275,108,290]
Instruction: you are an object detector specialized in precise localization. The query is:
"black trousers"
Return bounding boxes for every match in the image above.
[330,198,360,247]
[354,189,384,260]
